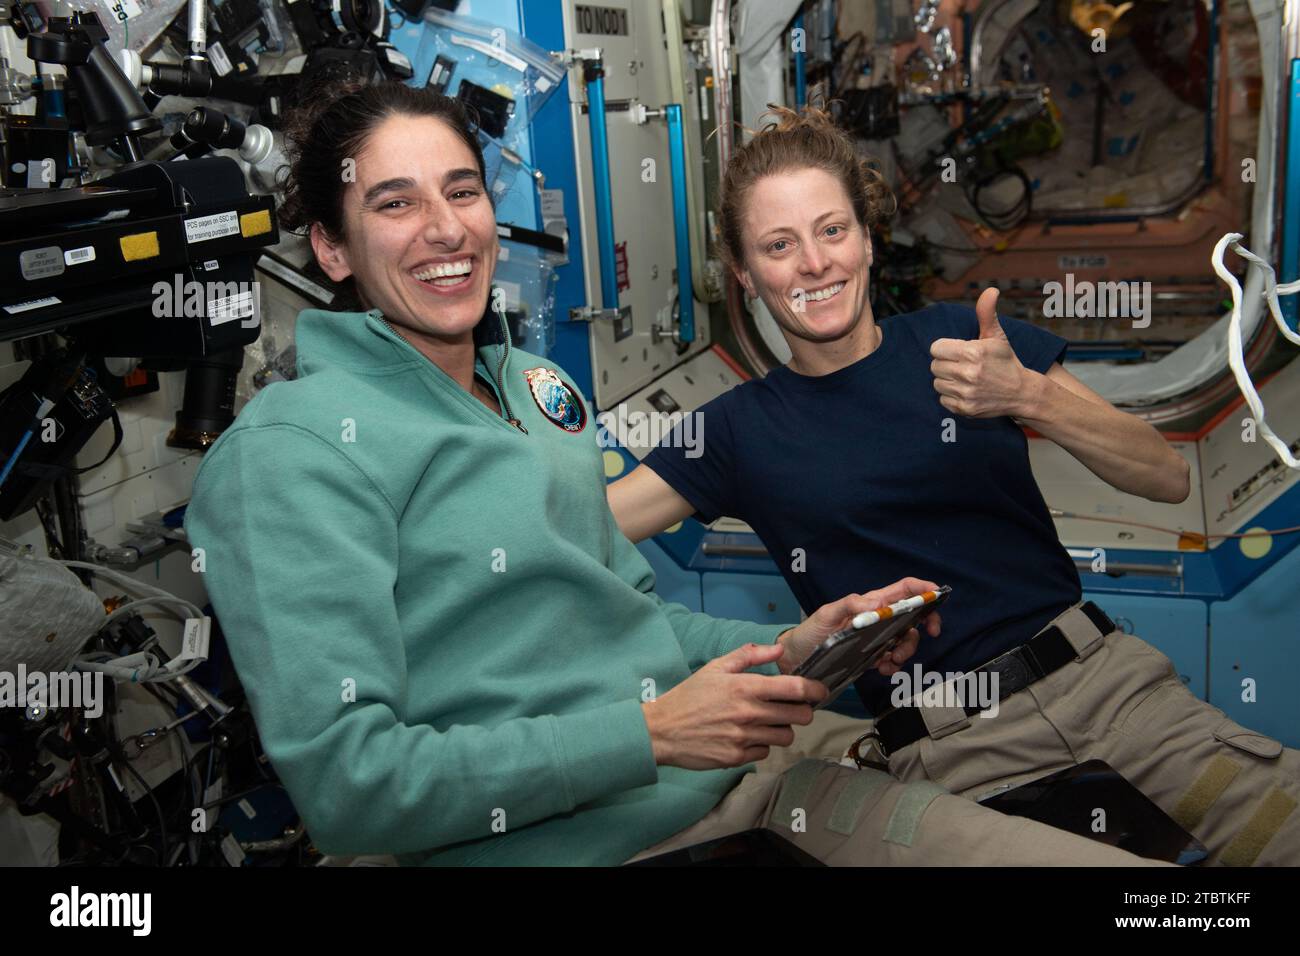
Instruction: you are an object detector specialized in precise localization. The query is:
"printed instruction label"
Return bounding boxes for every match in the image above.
[540,189,565,221]
[184,210,240,244]
[19,246,64,280]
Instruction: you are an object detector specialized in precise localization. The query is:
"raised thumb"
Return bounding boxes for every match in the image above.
[976,287,1005,340]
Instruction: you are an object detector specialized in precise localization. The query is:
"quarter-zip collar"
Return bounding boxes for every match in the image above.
[294,304,527,433]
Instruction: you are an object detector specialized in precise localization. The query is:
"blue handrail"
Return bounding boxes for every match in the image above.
[666,104,694,343]
[792,12,807,108]
[583,60,620,311]
[1283,58,1300,331]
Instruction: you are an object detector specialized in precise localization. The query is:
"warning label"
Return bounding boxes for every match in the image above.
[615,241,630,293]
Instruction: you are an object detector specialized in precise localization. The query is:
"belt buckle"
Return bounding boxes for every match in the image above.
[985,647,1036,699]
[849,730,890,770]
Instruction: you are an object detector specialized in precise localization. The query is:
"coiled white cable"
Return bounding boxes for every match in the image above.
[58,560,208,682]
[1211,232,1300,469]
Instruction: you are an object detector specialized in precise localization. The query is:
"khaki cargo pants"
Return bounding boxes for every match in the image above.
[624,754,1170,865]
[881,604,1300,866]
[627,604,1298,866]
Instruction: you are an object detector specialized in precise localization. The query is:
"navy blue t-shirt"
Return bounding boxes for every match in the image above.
[642,302,1082,715]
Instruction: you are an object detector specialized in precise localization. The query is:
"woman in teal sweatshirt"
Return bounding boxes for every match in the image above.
[184,82,935,866]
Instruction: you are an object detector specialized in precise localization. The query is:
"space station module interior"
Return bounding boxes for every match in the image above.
[0,0,1298,867]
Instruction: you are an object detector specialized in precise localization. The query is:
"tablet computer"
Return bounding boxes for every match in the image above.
[793,586,950,709]
[977,759,1209,865]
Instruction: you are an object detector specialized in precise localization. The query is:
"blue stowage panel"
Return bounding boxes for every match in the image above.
[1208,542,1300,747]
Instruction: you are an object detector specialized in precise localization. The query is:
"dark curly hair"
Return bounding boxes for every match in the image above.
[718,104,896,271]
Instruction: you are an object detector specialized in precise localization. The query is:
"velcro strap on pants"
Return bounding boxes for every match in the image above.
[918,698,971,740]
[1171,755,1242,832]
[883,781,948,847]
[1056,603,1109,660]
[827,769,891,835]
[771,758,831,831]
[1220,788,1298,866]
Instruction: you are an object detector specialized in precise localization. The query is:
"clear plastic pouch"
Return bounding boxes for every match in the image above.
[494,238,559,357]
[33,0,185,55]
[413,7,564,194]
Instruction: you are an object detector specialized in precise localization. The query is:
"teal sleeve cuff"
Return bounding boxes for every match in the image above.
[712,623,796,676]
[550,697,658,807]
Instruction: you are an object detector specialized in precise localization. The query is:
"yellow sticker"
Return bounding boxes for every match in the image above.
[119,232,160,261]
[240,210,272,238]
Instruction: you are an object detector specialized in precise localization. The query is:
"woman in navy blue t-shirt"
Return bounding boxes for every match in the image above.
[610,106,1189,712]
[606,107,1300,866]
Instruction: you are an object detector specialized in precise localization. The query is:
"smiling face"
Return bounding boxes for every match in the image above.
[309,113,497,349]
[735,166,875,352]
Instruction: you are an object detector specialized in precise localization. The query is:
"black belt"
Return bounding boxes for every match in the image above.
[872,602,1115,758]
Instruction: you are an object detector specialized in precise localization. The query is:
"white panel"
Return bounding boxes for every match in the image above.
[564,0,714,408]
[78,454,199,541]
[1199,355,1300,541]
[611,348,758,534]
[608,347,744,458]
[1029,438,1204,552]
[565,0,643,101]
[73,369,197,498]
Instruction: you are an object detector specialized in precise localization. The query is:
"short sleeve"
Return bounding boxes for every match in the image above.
[640,393,741,524]
[999,315,1068,373]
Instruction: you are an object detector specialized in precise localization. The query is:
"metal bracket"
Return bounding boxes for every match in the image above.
[84,508,190,568]
[551,48,604,68]
[570,304,633,341]
[630,102,663,125]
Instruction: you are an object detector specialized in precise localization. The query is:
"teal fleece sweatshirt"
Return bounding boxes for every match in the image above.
[184,308,793,865]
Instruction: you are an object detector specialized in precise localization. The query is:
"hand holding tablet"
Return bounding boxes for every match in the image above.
[793,586,951,710]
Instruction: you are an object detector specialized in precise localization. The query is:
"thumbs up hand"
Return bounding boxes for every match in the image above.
[929,288,1029,419]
